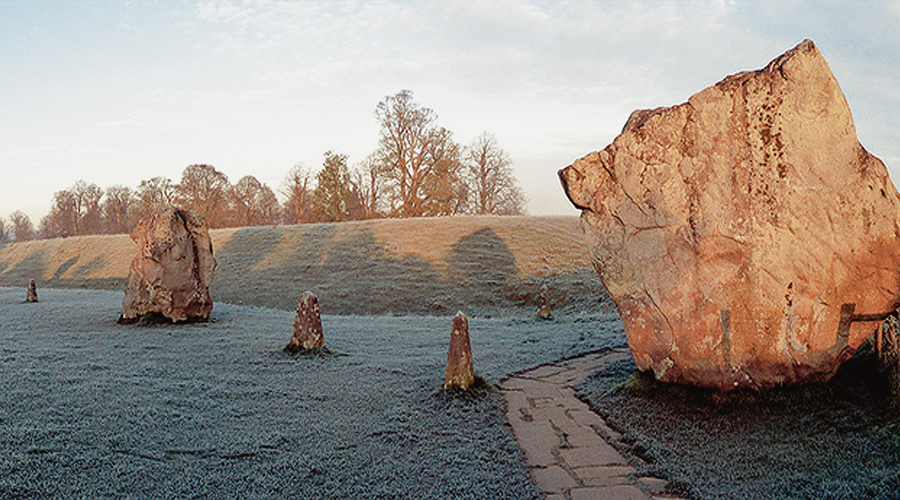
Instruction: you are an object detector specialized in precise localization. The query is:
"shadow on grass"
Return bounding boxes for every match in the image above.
[282,345,333,357]
[212,224,540,316]
[0,247,125,291]
[0,248,48,288]
[51,257,80,281]
[578,338,900,500]
[436,376,493,402]
[0,221,610,315]
[117,312,213,326]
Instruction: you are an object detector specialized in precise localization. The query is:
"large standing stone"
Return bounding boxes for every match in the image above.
[558,40,900,390]
[25,279,38,303]
[120,206,216,324]
[285,291,325,353]
[444,311,475,390]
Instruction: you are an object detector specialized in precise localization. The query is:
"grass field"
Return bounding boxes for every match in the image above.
[0,287,624,499]
[0,215,609,316]
[4,214,899,499]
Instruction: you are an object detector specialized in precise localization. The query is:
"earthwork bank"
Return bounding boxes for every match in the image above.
[0,215,609,317]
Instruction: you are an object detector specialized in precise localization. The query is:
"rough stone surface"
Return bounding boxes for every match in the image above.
[285,291,325,352]
[444,311,475,390]
[559,40,900,390]
[537,284,553,319]
[120,206,216,324]
[25,279,38,303]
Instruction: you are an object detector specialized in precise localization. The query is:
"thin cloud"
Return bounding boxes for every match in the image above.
[0,0,897,221]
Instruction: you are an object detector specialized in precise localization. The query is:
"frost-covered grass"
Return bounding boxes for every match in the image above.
[578,351,900,500]
[0,287,625,499]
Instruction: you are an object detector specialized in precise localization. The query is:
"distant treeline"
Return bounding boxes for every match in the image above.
[0,90,526,242]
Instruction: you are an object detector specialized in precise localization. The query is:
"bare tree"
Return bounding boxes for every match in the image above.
[0,216,8,243]
[74,181,104,235]
[9,211,34,242]
[280,163,313,225]
[354,153,386,219]
[463,132,526,215]
[103,185,135,234]
[41,181,103,237]
[41,189,77,238]
[175,164,231,228]
[134,176,176,222]
[419,126,465,216]
[373,90,465,218]
[231,175,280,227]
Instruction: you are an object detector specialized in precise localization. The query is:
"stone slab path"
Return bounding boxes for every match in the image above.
[499,347,685,500]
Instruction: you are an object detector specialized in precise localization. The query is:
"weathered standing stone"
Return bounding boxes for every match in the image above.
[120,206,216,324]
[536,284,552,319]
[444,311,475,390]
[285,291,325,353]
[559,40,900,390]
[25,280,38,303]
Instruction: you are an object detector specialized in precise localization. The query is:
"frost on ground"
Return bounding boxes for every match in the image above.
[0,287,625,499]
[578,354,900,500]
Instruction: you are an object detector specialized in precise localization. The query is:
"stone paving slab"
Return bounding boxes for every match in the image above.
[559,442,627,468]
[575,465,634,487]
[500,348,686,500]
[570,484,650,500]
[530,464,580,492]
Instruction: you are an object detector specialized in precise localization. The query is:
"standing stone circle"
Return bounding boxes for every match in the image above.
[119,206,216,324]
[444,311,475,390]
[559,40,900,390]
[285,291,326,353]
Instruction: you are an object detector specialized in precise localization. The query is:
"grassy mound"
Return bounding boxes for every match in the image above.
[0,215,609,316]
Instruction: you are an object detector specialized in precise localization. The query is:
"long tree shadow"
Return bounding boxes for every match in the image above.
[446,227,519,308]
[448,227,517,283]
[0,246,124,291]
[212,224,529,315]
[0,222,610,315]
[211,224,439,314]
[0,248,48,288]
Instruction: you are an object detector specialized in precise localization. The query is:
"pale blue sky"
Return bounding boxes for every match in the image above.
[2,0,898,224]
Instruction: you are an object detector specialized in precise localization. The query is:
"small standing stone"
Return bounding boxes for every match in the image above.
[536,284,552,319]
[444,311,475,390]
[25,280,38,303]
[285,291,325,353]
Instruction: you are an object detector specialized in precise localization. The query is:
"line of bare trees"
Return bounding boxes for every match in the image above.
[0,90,526,243]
